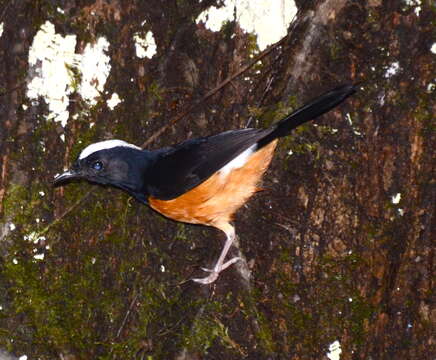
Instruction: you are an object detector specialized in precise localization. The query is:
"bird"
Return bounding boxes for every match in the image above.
[53,84,356,284]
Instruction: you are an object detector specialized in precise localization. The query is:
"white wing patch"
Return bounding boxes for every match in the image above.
[219,144,257,178]
[79,139,141,160]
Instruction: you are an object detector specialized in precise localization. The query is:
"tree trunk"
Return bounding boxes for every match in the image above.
[0,0,433,359]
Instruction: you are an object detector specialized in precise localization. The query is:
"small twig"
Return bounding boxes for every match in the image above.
[38,189,92,238]
[140,35,290,149]
[116,292,139,338]
[245,74,274,128]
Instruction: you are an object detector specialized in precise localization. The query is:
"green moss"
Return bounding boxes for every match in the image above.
[181,301,243,356]
[2,184,28,220]
[0,142,174,357]
[1,190,177,357]
[250,307,276,353]
[329,40,343,60]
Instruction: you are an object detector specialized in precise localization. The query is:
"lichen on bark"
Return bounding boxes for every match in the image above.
[0,0,434,359]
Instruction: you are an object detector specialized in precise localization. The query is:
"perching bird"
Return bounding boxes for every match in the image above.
[54,84,356,284]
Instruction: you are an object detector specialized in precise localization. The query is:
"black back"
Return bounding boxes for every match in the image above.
[146,128,269,200]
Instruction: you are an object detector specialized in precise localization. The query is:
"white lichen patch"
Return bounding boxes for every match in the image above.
[78,37,111,105]
[33,253,45,260]
[197,3,234,32]
[346,113,362,136]
[327,340,342,360]
[196,0,297,51]
[0,22,4,37]
[27,21,112,127]
[24,232,46,244]
[391,193,401,204]
[134,31,157,59]
[27,21,77,127]
[384,61,400,78]
[403,0,422,16]
[107,92,122,110]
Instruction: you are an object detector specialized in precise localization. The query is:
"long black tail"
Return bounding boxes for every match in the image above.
[258,84,356,148]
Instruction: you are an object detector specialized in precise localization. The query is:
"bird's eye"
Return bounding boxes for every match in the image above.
[92,161,103,171]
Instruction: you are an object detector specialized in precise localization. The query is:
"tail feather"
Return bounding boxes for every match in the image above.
[258,84,356,148]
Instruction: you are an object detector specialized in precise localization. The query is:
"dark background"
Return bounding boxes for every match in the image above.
[0,0,434,359]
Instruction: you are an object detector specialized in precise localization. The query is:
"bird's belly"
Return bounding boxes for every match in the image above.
[148,140,277,228]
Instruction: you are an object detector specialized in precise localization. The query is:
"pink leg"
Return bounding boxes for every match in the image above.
[193,223,241,284]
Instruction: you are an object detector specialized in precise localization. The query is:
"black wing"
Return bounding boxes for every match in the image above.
[145,128,269,200]
[145,84,356,200]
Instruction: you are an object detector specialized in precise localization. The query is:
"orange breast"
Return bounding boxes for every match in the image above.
[148,140,277,229]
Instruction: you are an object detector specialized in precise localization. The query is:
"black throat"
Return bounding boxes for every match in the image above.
[100,148,157,205]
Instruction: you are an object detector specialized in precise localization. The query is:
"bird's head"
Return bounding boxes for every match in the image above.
[53,140,150,203]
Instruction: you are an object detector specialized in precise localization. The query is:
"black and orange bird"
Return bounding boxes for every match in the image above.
[54,84,356,284]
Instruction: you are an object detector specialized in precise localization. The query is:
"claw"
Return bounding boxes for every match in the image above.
[220,256,242,270]
[200,267,213,273]
[192,272,219,284]
[193,257,243,284]
[192,224,241,285]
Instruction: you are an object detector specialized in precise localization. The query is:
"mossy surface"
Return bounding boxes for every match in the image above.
[0,0,434,359]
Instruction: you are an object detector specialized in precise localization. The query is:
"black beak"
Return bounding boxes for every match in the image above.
[53,169,82,187]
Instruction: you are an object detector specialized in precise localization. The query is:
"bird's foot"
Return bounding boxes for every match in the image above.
[192,257,242,284]
[192,271,219,284]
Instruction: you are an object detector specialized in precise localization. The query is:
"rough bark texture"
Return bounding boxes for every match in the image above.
[0,0,434,359]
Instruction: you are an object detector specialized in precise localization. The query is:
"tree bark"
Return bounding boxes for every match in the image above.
[0,0,433,359]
